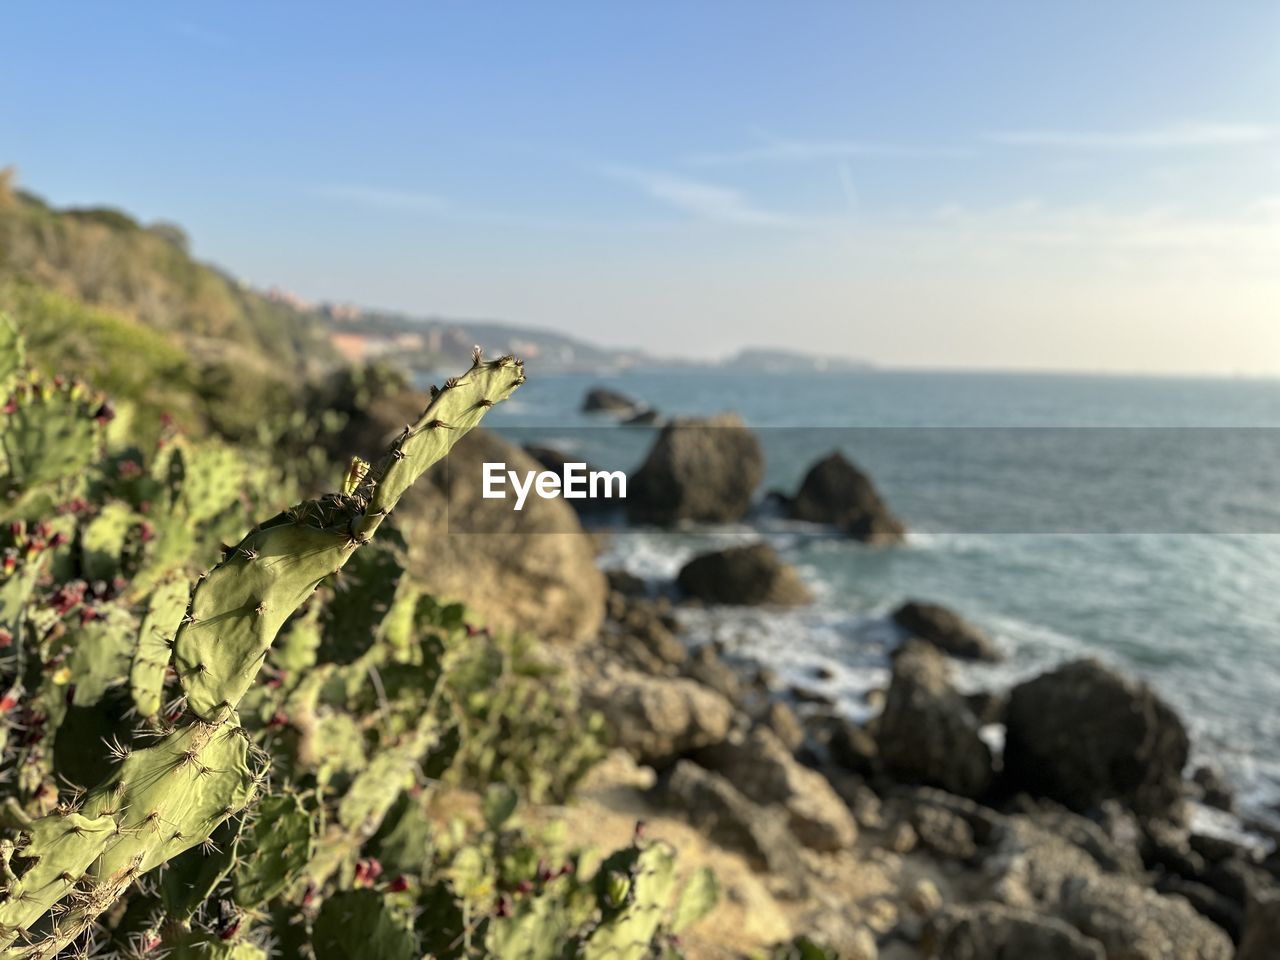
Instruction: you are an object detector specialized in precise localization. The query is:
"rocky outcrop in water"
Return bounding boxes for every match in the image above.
[787,451,905,544]
[1003,658,1190,819]
[582,385,643,415]
[892,600,1002,662]
[627,414,764,525]
[676,543,811,606]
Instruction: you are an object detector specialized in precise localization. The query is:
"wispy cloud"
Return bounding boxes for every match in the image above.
[688,134,967,166]
[310,183,445,212]
[987,123,1275,150]
[600,166,803,227]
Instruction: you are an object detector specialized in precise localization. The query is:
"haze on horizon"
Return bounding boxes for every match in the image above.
[4,2,1278,376]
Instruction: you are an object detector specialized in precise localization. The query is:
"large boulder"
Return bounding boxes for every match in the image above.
[627,414,764,525]
[676,543,811,606]
[582,670,733,768]
[788,451,905,544]
[892,600,1002,662]
[582,385,642,415]
[876,643,994,798]
[925,903,1105,960]
[336,395,605,646]
[1004,659,1190,819]
[692,727,858,852]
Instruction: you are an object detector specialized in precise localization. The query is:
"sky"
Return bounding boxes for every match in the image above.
[3,2,1279,374]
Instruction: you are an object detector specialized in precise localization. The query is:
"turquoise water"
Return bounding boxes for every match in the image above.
[472,368,1280,827]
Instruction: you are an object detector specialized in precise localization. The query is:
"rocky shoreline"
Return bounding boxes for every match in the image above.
[363,386,1279,958]
[575,566,1279,958]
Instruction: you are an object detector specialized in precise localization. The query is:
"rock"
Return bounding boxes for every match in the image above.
[891,600,1002,662]
[1191,765,1235,812]
[1059,874,1234,960]
[519,444,619,519]
[655,760,806,893]
[683,644,746,706]
[692,727,858,852]
[965,689,1008,726]
[1015,803,1144,877]
[788,451,905,544]
[610,596,687,669]
[622,409,661,426]
[1154,875,1244,942]
[627,414,764,525]
[905,879,944,917]
[888,821,918,854]
[1141,817,1206,880]
[677,544,811,606]
[911,804,979,862]
[1238,886,1280,960]
[1003,659,1190,819]
[582,385,642,415]
[605,568,647,598]
[763,700,805,753]
[1188,832,1248,865]
[876,643,994,798]
[826,718,880,779]
[582,671,732,768]
[924,903,1105,960]
[789,685,834,706]
[398,429,605,645]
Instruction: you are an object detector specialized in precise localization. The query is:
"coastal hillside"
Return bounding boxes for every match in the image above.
[0,169,336,438]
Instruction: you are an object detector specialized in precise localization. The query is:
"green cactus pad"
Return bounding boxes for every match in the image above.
[130,576,190,718]
[312,889,416,960]
[232,793,312,908]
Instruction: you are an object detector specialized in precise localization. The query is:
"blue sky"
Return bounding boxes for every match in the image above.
[4,2,1278,373]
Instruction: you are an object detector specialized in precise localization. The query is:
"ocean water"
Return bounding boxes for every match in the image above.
[468,368,1280,830]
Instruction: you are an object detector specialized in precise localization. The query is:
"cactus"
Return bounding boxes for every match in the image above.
[312,889,416,960]
[0,371,104,521]
[232,792,312,908]
[130,576,188,718]
[0,352,523,957]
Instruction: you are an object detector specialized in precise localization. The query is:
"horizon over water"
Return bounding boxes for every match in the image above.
[438,366,1280,835]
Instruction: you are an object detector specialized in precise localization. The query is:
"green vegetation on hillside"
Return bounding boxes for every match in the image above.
[0,169,337,440]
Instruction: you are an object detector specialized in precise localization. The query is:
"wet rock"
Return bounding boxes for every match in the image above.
[582,385,642,415]
[892,600,1002,662]
[876,643,994,798]
[676,543,812,606]
[924,903,1105,960]
[692,727,858,852]
[1004,659,1190,819]
[1191,765,1235,813]
[627,414,764,525]
[582,671,732,768]
[609,595,687,669]
[788,451,905,544]
[655,760,806,893]
[1059,873,1233,960]
[622,409,661,426]
[605,568,647,598]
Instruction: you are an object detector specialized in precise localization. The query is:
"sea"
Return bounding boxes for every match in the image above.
[462,367,1280,836]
